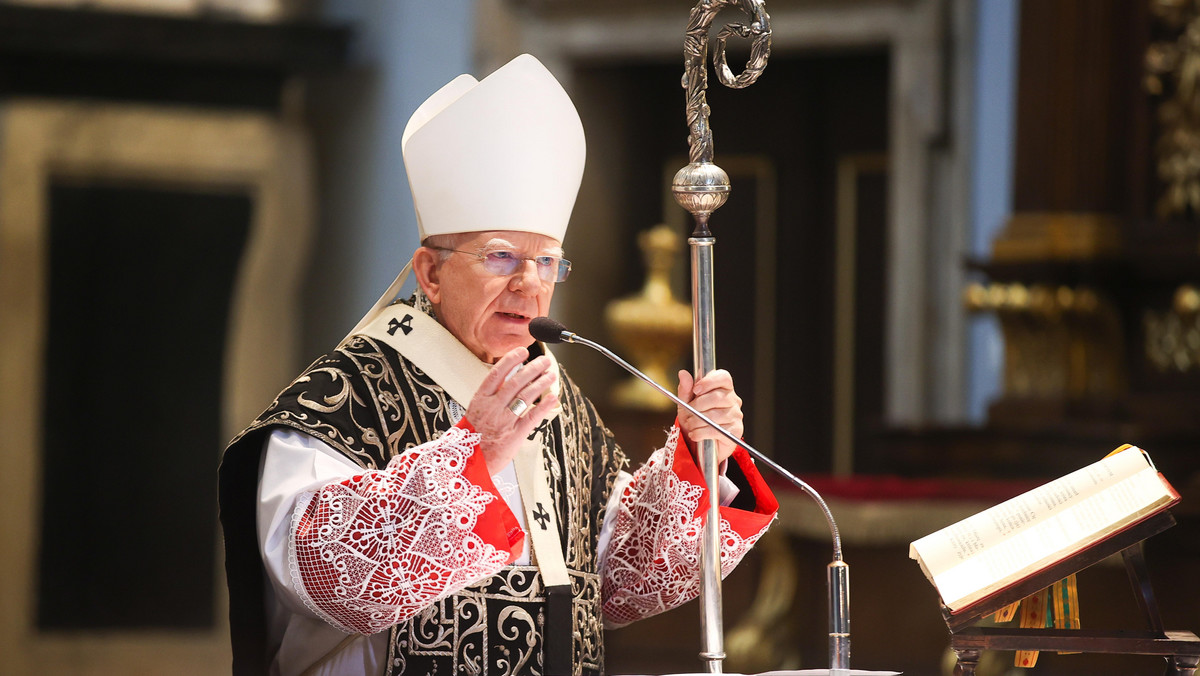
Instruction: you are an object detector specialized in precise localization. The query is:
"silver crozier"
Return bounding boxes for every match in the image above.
[671,0,771,673]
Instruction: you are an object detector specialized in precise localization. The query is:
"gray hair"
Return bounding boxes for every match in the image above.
[422,233,472,264]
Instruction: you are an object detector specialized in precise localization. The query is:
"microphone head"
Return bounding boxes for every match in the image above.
[530,316,568,343]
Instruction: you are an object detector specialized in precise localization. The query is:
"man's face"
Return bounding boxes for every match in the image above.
[422,230,561,363]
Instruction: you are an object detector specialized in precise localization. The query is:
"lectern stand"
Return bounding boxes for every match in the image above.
[942,511,1200,675]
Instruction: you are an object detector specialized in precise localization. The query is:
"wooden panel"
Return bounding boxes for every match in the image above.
[1013,0,1141,214]
[37,183,250,630]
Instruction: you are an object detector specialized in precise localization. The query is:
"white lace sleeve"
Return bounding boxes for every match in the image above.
[599,427,776,629]
[596,464,739,565]
[265,425,519,635]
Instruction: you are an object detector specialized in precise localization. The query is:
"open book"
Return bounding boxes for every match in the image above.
[909,445,1180,614]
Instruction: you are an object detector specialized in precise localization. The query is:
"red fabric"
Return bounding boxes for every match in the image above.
[455,418,525,562]
[673,420,777,534]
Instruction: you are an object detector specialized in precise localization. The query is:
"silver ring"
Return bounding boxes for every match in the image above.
[507,397,529,417]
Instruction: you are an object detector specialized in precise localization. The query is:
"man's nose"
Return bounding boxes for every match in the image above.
[509,258,543,293]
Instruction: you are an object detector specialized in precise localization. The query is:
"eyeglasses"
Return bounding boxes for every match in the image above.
[429,247,572,283]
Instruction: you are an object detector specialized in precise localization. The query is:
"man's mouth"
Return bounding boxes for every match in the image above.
[500,312,531,320]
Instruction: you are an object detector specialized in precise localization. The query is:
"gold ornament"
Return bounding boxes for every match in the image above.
[604,224,693,410]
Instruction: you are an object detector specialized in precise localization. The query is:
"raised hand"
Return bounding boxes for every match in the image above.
[467,347,560,474]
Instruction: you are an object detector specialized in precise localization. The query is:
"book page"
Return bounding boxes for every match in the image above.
[931,466,1173,609]
[909,447,1150,582]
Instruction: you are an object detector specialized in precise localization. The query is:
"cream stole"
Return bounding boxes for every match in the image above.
[353,302,570,588]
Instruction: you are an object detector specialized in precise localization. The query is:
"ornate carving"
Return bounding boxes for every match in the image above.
[680,0,771,166]
[673,0,771,237]
[964,283,1125,399]
[1145,0,1200,221]
[1144,284,1200,372]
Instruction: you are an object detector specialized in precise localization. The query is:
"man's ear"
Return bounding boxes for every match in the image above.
[412,247,442,304]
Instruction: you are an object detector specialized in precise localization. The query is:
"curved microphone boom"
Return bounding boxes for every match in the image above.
[531,317,851,673]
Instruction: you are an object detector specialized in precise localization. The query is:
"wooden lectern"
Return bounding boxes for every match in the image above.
[943,511,1200,675]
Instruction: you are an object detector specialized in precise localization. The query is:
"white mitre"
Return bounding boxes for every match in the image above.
[402,53,586,242]
[344,54,585,340]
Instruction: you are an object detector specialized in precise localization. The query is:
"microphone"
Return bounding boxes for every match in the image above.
[529,317,572,344]
[530,316,851,674]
